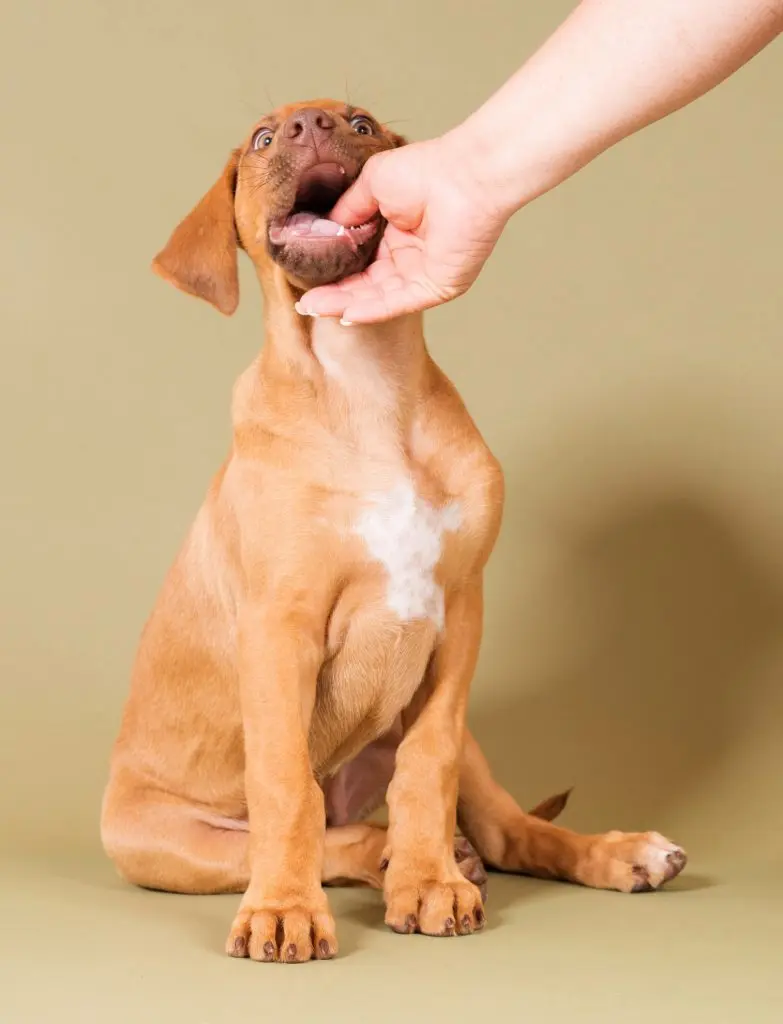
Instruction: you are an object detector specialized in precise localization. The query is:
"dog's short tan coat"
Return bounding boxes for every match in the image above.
[101,99,686,962]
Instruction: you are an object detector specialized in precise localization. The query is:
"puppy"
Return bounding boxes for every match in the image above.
[101,99,687,963]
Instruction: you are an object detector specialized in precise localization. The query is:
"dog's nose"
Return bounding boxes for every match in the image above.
[282,107,336,146]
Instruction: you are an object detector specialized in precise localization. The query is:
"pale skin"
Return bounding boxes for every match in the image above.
[299,0,783,324]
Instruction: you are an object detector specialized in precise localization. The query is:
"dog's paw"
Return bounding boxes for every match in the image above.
[226,893,337,963]
[384,871,485,937]
[454,835,488,903]
[580,830,687,893]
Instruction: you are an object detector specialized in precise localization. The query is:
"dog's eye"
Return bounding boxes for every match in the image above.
[350,116,374,136]
[252,128,274,151]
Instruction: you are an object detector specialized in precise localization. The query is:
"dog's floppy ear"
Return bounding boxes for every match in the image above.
[152,149,241,316]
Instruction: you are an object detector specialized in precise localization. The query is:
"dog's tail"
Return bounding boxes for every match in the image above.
[527,787,573,822]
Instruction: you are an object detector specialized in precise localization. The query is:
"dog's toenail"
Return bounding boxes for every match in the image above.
[380,857,389,871]
[475,908,485,925]
[318,938,331,958]
[665,849,687,879]
[263,940,275,960]
[405,914,417,933]
[461,915,472,930]
[286,943,298,961]
[232,936,246,956]
[631,865,653,892]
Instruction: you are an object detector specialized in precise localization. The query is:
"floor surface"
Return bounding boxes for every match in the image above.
[2,844,780,1023]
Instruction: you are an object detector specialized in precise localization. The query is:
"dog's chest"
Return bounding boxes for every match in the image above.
[352,481,461,632]
[317,480,463,751]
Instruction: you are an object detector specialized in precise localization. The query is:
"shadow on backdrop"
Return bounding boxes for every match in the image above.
[471,489,783,865]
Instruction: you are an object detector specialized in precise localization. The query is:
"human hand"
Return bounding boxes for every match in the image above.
[300,0,782,325]
[296,134,511,324]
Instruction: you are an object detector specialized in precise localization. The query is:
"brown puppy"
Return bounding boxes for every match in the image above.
[101,99,687,963]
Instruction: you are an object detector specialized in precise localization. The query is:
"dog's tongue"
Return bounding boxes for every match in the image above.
[270,212,343,244]
[287,212,345,236]
[268,210,378,250]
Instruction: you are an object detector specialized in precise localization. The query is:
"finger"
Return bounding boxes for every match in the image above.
[298,244,423,316]
[297,255,405,316]
[340,281,445,324]
[296,277,379,319]
[327,159,382,227]
[298,276,416,323]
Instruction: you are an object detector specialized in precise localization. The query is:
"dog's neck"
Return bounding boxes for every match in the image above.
[249,267,430,456]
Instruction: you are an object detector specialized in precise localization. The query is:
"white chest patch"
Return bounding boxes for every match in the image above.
[353,483,462,630]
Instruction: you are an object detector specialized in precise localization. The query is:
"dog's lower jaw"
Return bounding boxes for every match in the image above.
[268,244,378,291]
[265,215,383,291]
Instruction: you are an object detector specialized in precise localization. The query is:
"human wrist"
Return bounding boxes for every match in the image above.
[442,62,615,224]
[442,105,585,224]
[438,120,526,227]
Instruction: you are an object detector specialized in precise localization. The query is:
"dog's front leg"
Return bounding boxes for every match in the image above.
[383,578,486,937]
[226,606,336,964]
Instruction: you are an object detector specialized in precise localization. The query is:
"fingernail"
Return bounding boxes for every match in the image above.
[294,300,317,317]
[340,319,354,327]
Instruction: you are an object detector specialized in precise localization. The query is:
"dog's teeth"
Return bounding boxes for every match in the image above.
[337,225,346,236]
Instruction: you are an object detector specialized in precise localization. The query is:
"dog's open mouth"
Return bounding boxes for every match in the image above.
[268,163,379,253]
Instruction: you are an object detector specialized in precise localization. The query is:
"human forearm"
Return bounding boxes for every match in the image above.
[451,0,783,217]
[299,0,781,322]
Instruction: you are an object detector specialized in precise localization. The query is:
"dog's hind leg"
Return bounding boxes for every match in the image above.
[101,781,408,895]
[457,730,688,893]
[321,823,387,888]
[101,784,252,894]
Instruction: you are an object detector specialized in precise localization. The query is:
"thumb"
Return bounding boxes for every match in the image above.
[327,155,384,227]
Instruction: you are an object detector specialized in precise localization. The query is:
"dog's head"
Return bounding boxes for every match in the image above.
[152,99,405,315]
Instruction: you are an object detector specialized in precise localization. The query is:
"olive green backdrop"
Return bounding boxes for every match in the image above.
[1,1,781,1021]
